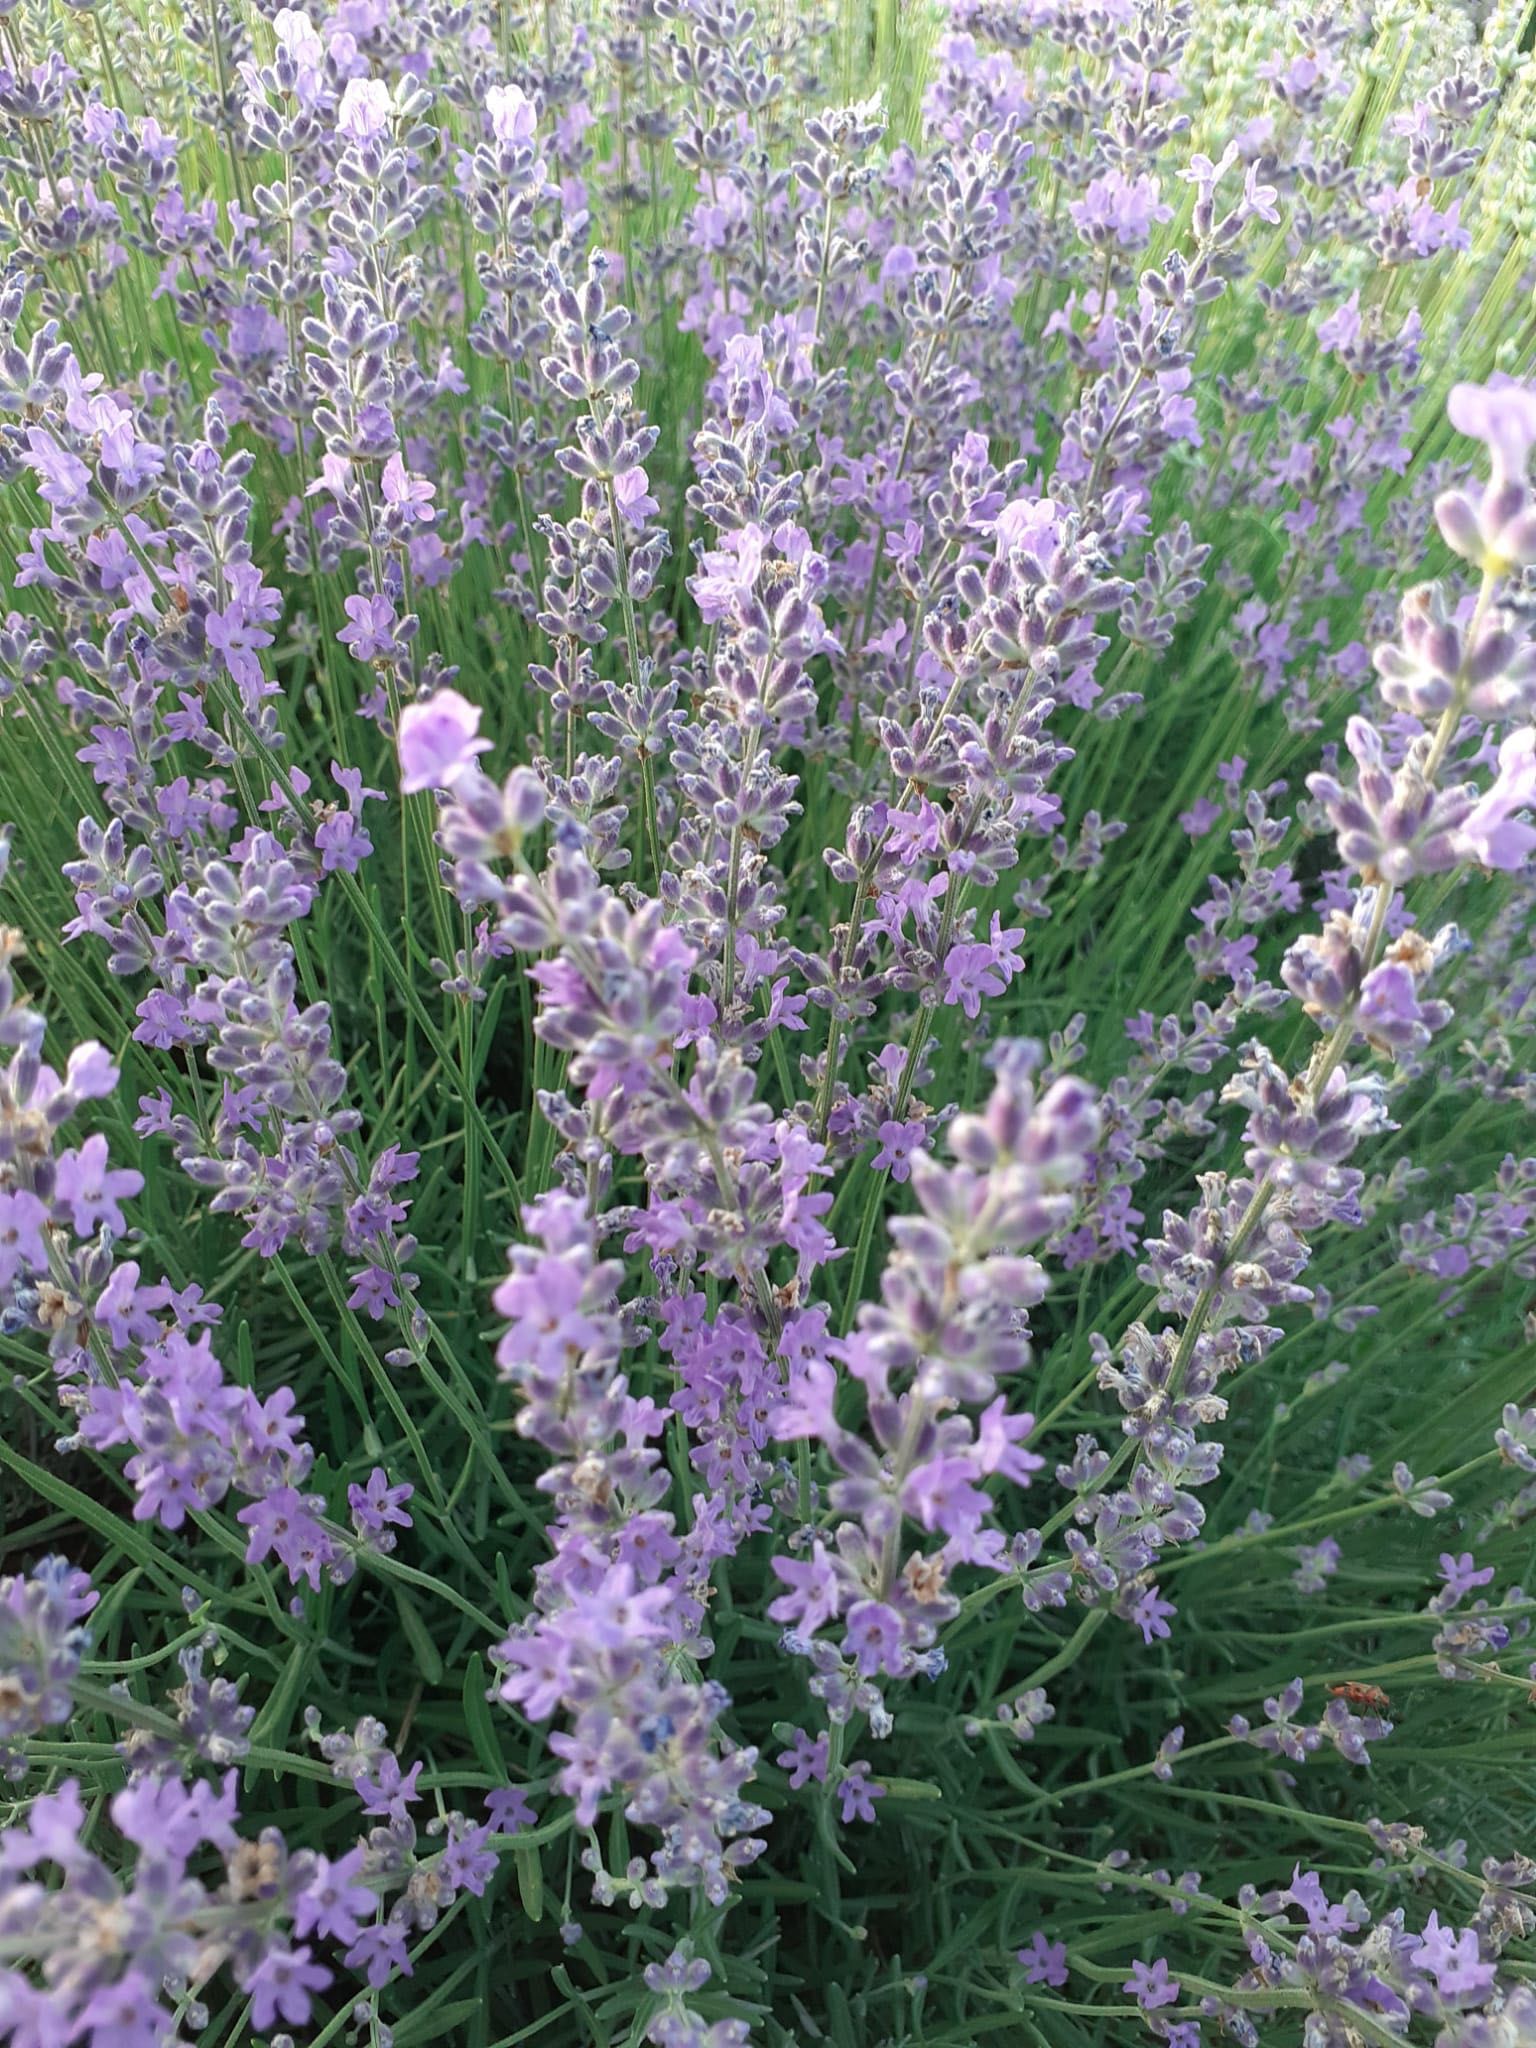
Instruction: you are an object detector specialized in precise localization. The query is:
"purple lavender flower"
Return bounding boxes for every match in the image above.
[1456,730,1536,871]
[1438,1551,1495,1603]
[835,1761,886,1825]
[1124,1957,1180,2010]
[347,1469,414,1554]
[1017,1932,1068,1988]
[52,1133,142,1235]
[484,1786,537,1836]
[336,76,390,143]
[0,1558,98,1776]
[398,689,493,793]
[776,1728,829,1788]
[1292,1537,1341,1595]
[1130,1585,1177,1644]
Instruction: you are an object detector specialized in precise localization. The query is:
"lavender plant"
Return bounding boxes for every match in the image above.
[1,0,1535,2042]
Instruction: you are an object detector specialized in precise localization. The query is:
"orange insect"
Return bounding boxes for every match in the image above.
[1329,1682,1392,1713]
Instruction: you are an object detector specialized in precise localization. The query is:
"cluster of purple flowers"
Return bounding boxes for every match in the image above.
[0,1558,529,2041]
[0,0,1533,2040]
[0,1558,97,1781]
[487,1190,770,1907]
[0,935,412,1594]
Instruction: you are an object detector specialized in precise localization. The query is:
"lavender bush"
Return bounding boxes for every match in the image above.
[1,0,1535,2040]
